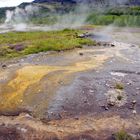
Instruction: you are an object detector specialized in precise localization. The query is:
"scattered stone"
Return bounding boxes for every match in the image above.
[20,100,23,103]
[20,59,24,62]
[0,123,5,126]
[101,105,109,111]
[129,106,133,109]
[89,89,94,93]
[77,34,85,38]
[84,100,88,104]
[127,82,132,85]
[17,127,27,133]
[132,100,137,105]
[61,105,65,109]
[58,113,62,119]
[25,114,33,119]
[59,81,64,85]
[96,42,101,46]
[9,44,25,51]
[20,128,27,133]
[131,45,136,47]
[2,64,7,69]
[110,43,115,47]
[50,112,53,115]
[132,110,137,115]
[105,106,109,110]
[108,101,115,106]
[77,32,89,38]
[79,52,84,56]
[74,117,79,120]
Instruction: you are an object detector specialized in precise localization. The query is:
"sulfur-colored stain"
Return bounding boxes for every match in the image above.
[0,54,108,113]
[0,66,60,112]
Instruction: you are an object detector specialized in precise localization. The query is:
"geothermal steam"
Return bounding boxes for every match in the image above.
[4,5,39,31]
[2,3,90,32]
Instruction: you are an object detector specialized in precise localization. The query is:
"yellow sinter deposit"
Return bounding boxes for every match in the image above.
[0,55,108,112]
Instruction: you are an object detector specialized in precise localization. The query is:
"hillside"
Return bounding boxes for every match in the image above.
[0,0,140,26]
[33,0,140,5]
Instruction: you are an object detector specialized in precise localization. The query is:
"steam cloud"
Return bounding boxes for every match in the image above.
[0,0,135,33]
[4,5,39,31]
[1,3,91,32]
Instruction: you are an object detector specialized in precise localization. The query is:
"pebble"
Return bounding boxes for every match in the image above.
[0,123,5,126]
[2,64,7,69]
[127,82,132,85]
[84,100,88,103]
[58,113,62,119]
[20,128,27,133]
[131,45,136,47]
[132,100,136,104]
[17,127,27,133]
[105,106,109,110]
[132,110,137,115]
[129,106,133,109]
[89,89,94,93]
[111,44,115,47]
[25,114,32,119]
[20,59,24,62]
[79,52,84,56]
[108,102,115,106]
[74,117,79,120]
[101,105,109,110]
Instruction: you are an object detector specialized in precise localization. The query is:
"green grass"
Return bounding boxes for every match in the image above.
[115,83,124,90]
[86,6,140,27]
[0,29,95,58]
[87,14,140,27]
[114,130,134,140]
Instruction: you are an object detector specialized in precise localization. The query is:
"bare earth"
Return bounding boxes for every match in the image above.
[0,27,140,140]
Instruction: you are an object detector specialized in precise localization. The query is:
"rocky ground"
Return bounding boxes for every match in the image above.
[0,27,140,140]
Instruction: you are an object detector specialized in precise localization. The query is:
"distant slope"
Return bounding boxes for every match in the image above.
[33,0,76,3]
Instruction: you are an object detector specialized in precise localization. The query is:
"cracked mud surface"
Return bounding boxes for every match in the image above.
[0,27,140,139]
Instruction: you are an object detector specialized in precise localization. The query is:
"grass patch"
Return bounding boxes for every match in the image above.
[114,130,134,140]
[86,6,140,27]
[0,29,95,59]
[87,14,140,27]
[115,83,124,90]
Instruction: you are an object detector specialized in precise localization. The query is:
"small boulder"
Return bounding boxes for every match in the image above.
[101,105,109,110]
[2,64,7,69]
[79,52,84,56]
[132,100,136,105]
[132,110,137,115]
[108,101,115,106]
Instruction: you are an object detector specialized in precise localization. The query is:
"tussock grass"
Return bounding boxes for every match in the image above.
[114,130,134,140]
[115,83,124,90]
